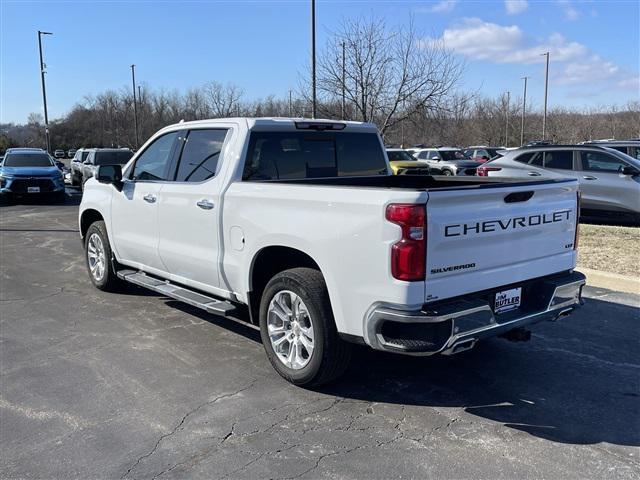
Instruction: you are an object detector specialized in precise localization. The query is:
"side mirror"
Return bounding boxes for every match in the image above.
[621,166,639,176]
[96,164,123,191]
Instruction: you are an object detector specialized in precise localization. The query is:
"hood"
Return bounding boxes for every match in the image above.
[0,166,61,177]
[390,160,430,168]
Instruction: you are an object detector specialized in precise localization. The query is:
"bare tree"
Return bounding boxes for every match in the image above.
[315,17,463,137]
[204,81,244,117]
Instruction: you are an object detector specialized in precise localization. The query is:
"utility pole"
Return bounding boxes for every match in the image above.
[311,0,317,119]
[504,91,510,147]
[541,52,549,140]
[289,90,293,117]
[520,76,529,146]
[131,64,139,148]
[341,41,346,120]
[37,31,53,153]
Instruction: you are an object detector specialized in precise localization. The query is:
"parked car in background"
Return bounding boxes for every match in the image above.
[386,148,431,175]
[54,149,65,159]
[81,148,134,187]
[580,140,640,160]
[0,148,66,202]
[70,148,92,187]
[411,147,479,176]
[463,146,504,163]
[68,149,77,159]
[477,145,640,224]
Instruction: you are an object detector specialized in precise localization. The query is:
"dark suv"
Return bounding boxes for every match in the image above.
[0,148,66,202]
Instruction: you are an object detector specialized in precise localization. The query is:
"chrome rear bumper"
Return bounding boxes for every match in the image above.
[364,271,586,356]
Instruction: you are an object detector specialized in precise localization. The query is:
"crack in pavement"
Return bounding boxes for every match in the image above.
[120,379,259,479]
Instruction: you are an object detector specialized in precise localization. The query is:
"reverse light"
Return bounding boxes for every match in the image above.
[476,166,502,176]
[385,204,426,281]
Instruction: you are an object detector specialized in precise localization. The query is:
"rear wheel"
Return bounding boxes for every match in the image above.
[85,221,123,292]
[259,268,351,386]
[441,169,453,176]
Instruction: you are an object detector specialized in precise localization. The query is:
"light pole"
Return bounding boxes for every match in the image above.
[520,76,529,146]
[289,90,293,117]
[504,91,510,147]
[541,52,549,140]
[130,64,139,148]
[341,41,346,120]
[37,31,53,153]
[311,0,317,119]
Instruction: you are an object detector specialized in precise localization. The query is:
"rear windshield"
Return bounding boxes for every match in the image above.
[3,153,52,167]
[243,132,388,180]
[387,150,416,161]
[95,150,133,165]
[440,150,468,161]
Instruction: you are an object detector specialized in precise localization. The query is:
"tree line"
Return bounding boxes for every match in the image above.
[1,17,638,153]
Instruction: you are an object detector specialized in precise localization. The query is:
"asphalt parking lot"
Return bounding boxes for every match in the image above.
[1,190,639,479]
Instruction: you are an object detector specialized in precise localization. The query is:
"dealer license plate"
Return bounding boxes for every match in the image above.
[28,186,40,193]
[494,287,522,313]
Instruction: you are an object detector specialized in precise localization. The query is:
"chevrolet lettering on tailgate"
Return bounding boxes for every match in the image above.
[444,209,572,237]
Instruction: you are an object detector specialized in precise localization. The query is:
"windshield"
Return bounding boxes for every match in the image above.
[94,150,134,165]
[440,150,468,161]
[81,151,90,162]
[244,131,388,180]
[3,153,53,167]
[387,150,415,161]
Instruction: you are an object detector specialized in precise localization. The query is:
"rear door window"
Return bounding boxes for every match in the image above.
[543,151,573,170]
[174,129,228,182]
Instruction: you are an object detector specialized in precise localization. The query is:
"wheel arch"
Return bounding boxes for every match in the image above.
[80,209,104,240]
[247,245,323,325]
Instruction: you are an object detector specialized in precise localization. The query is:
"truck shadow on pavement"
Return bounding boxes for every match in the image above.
[171,294,639,448]
[323,295,640,448]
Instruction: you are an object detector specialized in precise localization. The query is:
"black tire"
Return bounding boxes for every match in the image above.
[71,173,79,187]
[259,267,351,387]
[84,220,123,292]
[442,169,453,176]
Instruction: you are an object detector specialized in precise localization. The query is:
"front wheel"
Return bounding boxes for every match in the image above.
[441,169,453,176]
[85,220,123,292]
[259,268,351,386]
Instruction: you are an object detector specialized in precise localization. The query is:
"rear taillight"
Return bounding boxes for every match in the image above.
[476,166,502,176]
[574,190,581,250]
[385,204,426,281]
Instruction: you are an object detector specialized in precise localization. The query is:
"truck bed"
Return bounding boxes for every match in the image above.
[248,174,574,191]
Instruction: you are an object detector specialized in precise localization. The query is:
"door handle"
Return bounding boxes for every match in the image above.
[196,199,214,210]
[582,175,598,180]
[143,193,156,203]
[527,171,542,176]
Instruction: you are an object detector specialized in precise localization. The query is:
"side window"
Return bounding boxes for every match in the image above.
[428,151,440,160]
[580,151,628,173]
[174,129,228,182]
[476,149,489,158]
[131,132,178,181]
[514,152,533,164]
[543,151,573,170]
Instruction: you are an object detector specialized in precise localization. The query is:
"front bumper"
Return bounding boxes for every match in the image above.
[364,271,586,355]
[0,177,65,194]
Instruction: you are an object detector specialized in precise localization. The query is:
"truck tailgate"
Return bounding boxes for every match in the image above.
[425,180,579,303]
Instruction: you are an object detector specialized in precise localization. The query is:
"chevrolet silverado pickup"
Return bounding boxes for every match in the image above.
[79,118,585,386]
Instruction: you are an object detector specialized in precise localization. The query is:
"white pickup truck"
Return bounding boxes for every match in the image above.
[79,118,585,386]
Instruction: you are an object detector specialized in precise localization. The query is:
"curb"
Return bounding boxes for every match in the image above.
[579,267,640,295]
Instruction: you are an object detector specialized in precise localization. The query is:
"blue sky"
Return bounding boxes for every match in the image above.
[1,0,638,124]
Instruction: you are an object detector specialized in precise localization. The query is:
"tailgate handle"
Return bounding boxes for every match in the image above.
[504,191,534,203]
